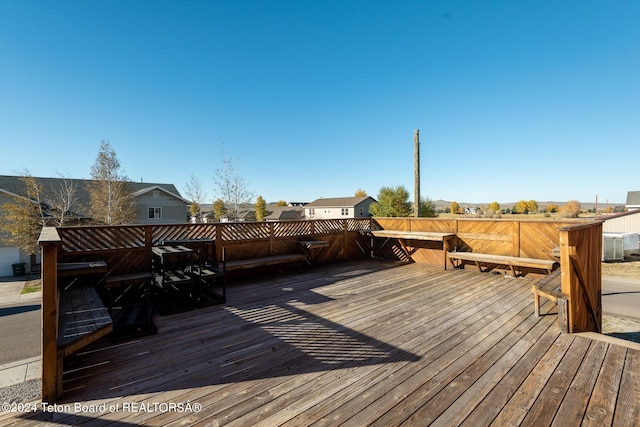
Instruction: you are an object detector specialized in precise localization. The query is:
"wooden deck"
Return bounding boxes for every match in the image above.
[6,261,640,426]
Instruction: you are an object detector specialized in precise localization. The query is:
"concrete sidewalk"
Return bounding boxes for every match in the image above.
[0,276,42,389]
[0,357,40,388]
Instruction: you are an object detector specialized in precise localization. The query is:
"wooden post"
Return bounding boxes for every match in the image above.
[414,129,420,218]
[342,219,348,261]
[513,221,521,257]
[268,222,275,255]
[144,225,153,271]
[559,222,602,333]
[215,224,223,262]
[39,227,61,402]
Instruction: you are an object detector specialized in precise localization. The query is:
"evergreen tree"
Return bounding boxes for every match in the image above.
[255,196,268,221]
[213,198,227,220]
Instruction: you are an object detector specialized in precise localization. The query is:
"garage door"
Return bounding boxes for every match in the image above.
[0,247,20,277]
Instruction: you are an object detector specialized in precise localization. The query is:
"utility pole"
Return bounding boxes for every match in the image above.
[414,129,420,217]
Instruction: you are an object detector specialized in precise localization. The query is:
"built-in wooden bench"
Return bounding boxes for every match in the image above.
[369,230,455,268]
[54,261,113,394]
[104,271,154,289]
[224,254,307,272]
[530,268,563,317]
[57,285,112,358]
[446,251,559,276]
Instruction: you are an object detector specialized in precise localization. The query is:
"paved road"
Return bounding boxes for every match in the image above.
[602,276,640,321]
[0,302,41,366]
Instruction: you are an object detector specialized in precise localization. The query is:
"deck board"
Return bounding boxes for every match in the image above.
[8,260,640,426]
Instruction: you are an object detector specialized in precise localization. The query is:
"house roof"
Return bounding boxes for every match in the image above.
[306,196,375,208]
[598,208,640,221]
[265,206,304,221]
[626,191,640,207]
[0,175,186,217]
[131,184,189,203]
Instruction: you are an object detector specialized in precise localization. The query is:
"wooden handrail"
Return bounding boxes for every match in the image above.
[38,227,62,402]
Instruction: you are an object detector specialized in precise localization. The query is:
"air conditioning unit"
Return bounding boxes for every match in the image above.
[602,232,639,261]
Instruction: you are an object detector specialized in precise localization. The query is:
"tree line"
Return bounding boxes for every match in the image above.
[447,199,583,218]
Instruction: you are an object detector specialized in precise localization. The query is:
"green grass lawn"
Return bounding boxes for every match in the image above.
[21,279,42,294]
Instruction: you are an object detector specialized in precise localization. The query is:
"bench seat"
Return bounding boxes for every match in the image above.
[57,286,112,358]
[530,269,562,317]
[447,252,558,276]
[224,254,307,272]
[104,271,154,289]
[57,261,108,278]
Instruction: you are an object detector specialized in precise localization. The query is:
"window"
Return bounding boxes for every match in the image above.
[153,190,160,198]
[341,208,349,216]
[148,207,162,219]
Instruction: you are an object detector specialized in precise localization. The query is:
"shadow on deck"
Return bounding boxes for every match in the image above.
[5,260,640,426]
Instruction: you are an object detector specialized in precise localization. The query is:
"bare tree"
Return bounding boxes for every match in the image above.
[45,173,79,226]
[213,150,253,220]
[87,140,137,225]
[184,174,208,221]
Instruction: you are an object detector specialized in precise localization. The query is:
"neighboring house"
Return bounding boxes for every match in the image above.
[130,184,189,225]
[626,191,640,211]
[265,206,305,221]
[304,196,376,220]
[0,175,188,276]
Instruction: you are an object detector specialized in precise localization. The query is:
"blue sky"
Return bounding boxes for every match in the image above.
[1,1,638,205]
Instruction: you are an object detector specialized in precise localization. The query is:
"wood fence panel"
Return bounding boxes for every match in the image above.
[559,222,603,333]
[456,220,514,255]
[520,221,571,260]
[374,218,410,231]
[343,232,372,261]
[57,226,151,275]
[273,221,312,238]
[152,223,217,245]
[58,225,147,253]
[223,241,271,261]
[220,222,270,241]
[408,219,456,233]
[406,241,446,265]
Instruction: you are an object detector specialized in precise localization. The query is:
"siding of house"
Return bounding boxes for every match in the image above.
[305,196,376,220]
[0,191,28,272]
[135,190,187,224]
[354,199,375,218]
[602,210,640,234]
[306,207,353,220]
